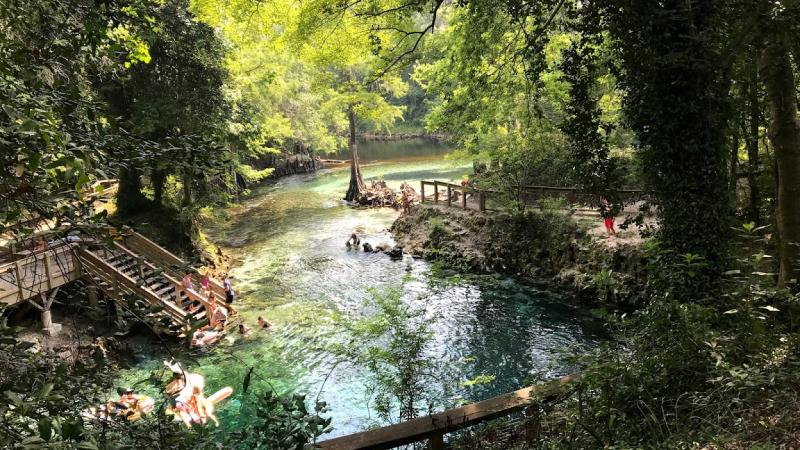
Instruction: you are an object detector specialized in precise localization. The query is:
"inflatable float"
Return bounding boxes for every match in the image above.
[166,386,233,427]
[83,394,155,422]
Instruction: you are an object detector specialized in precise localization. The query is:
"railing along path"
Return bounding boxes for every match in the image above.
[316,373,579,450]
[419,180,650,212]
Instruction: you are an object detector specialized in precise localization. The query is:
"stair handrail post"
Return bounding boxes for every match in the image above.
[446,184,452,207]
[461,185,467,210]
[136,257,144,281]
[44,251,53,291]
[430,433,445,450]
[420,181,425,203]
[14,260,23,302]
[434,181,439,203]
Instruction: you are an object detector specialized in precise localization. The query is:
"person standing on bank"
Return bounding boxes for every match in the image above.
[223,274,234,304]
[600,197,617,238]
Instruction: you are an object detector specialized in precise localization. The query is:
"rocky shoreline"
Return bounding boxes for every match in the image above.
[390,204,648,309]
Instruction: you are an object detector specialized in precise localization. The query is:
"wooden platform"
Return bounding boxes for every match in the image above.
[0,244,81,305]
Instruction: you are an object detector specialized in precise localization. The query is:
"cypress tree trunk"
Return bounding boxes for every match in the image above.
[151,168,167,207]
[745,62,761,224]
[344,105,365,202]
[182,171,193,207]
[760,40,800,287]
[116,166,147,214]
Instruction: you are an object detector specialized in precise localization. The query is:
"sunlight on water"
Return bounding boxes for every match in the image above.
[115,139,606,437]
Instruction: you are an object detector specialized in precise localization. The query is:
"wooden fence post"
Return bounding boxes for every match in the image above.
[14,261,23,302]
[88,285,98,307]
[44,252,53,290]
[420,181,425,203]
[430,433,445,450]
[462,186,467,209]
[434,181,439,203]
[447,184,452,207]
[479,192,487,212]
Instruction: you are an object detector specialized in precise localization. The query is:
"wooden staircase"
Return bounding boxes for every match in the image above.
[77,237,236,335]
[2,228,237,337]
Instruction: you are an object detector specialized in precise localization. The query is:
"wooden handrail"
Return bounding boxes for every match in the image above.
[108,242,232,319]
[317,373,579,450]
[0,244,79,305]
[124,231,228,299]
[78,249,188,323]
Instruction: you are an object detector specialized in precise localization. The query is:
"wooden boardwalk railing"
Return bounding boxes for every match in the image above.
[122,231,229,306]
[0,244,81,305]
[316,373,579,450]
[78,248,190,324]
[420,180,650,212]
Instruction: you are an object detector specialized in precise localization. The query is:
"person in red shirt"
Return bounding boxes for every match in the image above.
[600,197,617,238]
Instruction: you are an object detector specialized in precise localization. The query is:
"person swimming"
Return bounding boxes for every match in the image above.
[345,233,360,249]
[257,316,273,329]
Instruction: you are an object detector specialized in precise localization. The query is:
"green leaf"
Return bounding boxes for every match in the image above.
[38,417,52,441]
[21,436,45,449]
[5,391,23,406]
[36,383,54,400]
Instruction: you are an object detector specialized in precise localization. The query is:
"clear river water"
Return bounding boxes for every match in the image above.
[116,139,606,437]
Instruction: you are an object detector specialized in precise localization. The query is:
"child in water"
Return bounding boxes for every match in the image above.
[258,316,273,329]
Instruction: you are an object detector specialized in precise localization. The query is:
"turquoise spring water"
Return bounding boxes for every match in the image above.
[115,139,606,437]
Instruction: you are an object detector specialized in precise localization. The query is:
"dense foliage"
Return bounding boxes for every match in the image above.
[3,0,800,447]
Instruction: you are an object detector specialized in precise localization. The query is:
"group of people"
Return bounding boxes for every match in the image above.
[83,388,155,422]
[180,271,237,347]
[237,316,273,336]
[181,271,236,305]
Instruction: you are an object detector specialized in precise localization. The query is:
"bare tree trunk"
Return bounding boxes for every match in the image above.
[344,105,365,202]
[182,171,192,208]
[745,61,761,224]
[760,40,800,287]
[729,130,739,205]
[116,166,148,215]
[151,168,167,207]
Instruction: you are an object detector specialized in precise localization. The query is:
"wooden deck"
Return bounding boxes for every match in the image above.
[0,244,81,305]
[317,373,579,450]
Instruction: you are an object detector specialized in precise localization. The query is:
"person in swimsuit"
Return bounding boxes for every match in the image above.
[345,233,360,249]
[600,197,617,238]
[257,316,273,329]
[222,274,234,304]
[200,272,210,296]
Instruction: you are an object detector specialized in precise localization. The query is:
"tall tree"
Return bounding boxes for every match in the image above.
[0,0,153,232]
[102,0,231,213]
[760,36,800,286]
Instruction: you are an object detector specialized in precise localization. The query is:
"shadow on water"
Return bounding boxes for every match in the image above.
[116,140,607,438]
